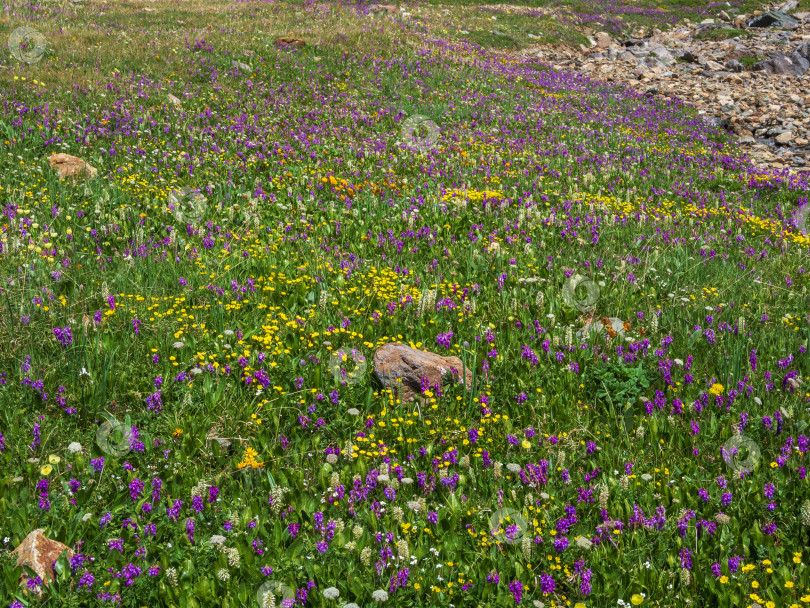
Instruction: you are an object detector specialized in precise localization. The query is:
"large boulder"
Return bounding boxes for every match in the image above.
[753,54,809,76]
[746,11,800,29]
[11,529,74,589]
[48,153,97,180]
[373,343,473,402]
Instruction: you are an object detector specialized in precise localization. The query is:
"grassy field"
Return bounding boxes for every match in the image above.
[0,0,809,607]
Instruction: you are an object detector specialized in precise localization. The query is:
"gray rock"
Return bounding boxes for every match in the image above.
[641,56,665,69]
[678,50,699,63]
[753,54,809,76]
[777,0,799,11]
[746,11,800,29]
[725,59,744,72]
[649,45,674,65]
[693,23,722,37]
[795,41,810,62]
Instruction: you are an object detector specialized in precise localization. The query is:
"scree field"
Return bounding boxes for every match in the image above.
[0,0,809,607]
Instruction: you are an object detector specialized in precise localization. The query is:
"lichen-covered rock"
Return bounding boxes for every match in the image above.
[369,4,399,16]
[373,343,473,402]
[274,37,306,50]
[11,529,74,589]
[48,153,97,179]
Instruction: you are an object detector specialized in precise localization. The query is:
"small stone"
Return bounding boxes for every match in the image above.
[776,131,794,144]
[595,32,614,49]
[368,4,399,16]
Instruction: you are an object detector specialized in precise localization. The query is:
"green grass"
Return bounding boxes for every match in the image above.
[2,1,808,608]
[739,56,763,69]
[462,30,522,51]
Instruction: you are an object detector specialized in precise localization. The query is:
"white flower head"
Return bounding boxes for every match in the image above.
[322,587,339,600]
[372,590,389,602]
